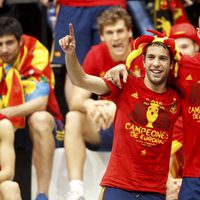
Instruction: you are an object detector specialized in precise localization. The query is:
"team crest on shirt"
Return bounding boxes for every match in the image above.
[146,101,160,128]
[125,100,173,147]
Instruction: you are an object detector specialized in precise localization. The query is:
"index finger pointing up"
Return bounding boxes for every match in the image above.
[69,23,75,39]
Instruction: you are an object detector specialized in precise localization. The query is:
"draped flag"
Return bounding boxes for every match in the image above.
[0,35,63,129]
[154,0,189,36]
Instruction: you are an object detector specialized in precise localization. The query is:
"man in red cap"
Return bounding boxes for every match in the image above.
[170,22,200,56]
[167,22,200,200]
[172,21,200,200]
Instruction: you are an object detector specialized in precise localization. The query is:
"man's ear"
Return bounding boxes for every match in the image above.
[100,35,104,42]
[194,42,199,52]
[129,29,133,38]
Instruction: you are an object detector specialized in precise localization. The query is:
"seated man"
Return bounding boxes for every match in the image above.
[0,116,22,200]
[0,17,64,200]
[64,6,144,200]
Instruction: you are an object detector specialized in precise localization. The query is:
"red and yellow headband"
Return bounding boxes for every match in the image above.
[126,30,182,77]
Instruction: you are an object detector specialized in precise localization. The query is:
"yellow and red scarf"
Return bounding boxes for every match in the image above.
[0,35,63,128]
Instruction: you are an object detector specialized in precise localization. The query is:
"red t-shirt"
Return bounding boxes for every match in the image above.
[100,76,181,194]
[57,0,126,8]
[174,53,200,177]
[173,116,183,143]
[83,42,145,77]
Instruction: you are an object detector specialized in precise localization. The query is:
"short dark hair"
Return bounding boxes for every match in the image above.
[144,42,174,63]
[0,17,23,41]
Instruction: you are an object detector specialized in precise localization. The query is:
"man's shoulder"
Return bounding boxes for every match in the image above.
[84,42,109,63]
[193,52,200,60]
[22,34,37,43]
[21,34,47,50]
[90,42,107,52]
[180,53,200,67]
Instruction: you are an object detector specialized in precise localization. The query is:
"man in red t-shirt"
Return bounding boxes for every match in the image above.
[175,17,200,200]
[63,7,144,200]
[101,18,200,199]
[167,22,200,200]
[59,18,182,199]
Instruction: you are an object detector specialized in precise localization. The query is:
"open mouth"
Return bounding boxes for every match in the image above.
[150,69,163,78]
[151,69,162,74]
[113,43,124,51]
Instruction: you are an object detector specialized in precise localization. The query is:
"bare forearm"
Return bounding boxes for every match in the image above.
[65,52,89,88]
[65,52,109,95]
[1,96,48,118]
[60,23,110,95]
[14,98,47,116]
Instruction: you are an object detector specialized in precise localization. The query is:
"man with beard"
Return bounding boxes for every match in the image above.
[59,23,181,199]
[63,7,144,200]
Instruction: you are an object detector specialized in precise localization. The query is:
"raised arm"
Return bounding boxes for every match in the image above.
[59,23,110,95]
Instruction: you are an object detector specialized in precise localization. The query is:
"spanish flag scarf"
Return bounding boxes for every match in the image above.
[0,35,63,128]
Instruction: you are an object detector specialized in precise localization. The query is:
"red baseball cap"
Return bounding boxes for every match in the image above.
[170,23,200,45]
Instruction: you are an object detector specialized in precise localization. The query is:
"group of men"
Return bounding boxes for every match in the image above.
[0,6,138,200]
[0,3,200,200]
[59,9,200,200]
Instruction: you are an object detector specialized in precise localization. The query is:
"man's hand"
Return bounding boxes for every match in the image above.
[59,23,76,54]
[84,99,116,130]
[104,64,128,89]
[0,107,15,118]
[166,177,182,200]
